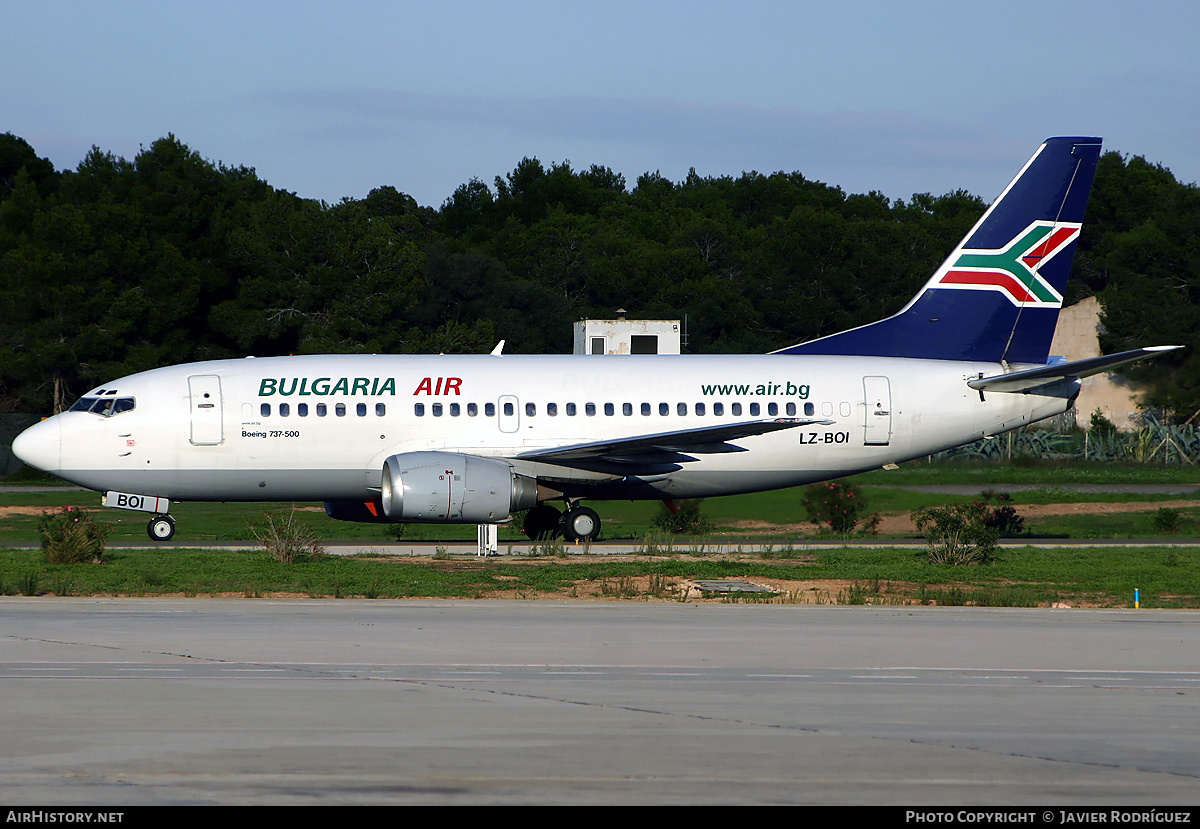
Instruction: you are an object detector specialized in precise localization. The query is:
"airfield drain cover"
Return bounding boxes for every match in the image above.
[691,580,775,594]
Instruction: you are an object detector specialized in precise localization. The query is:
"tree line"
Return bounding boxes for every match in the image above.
[1,132,1197,414]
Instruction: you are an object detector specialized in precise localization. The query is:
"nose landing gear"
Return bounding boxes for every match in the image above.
[147,514,176,541]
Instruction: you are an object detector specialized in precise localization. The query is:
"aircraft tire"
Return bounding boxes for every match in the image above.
[560,506,601,542]
[148,515,176,542]
[522,504,561,540]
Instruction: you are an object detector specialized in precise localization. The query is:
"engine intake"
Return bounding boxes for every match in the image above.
[380,451,538,523]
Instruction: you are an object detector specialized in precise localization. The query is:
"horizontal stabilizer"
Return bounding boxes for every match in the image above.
[515,418,832,467]
[967,346,1182,393]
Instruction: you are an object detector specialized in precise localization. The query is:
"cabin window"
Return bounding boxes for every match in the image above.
[731,402,742,416]
[354,403,365,417]
[298,403,309,417]
[767,402,778,416]
[677,402,687,416]
[487,402,496,417]
[467,403,478,416]
[335,403,346,417]
[659,402,669,416]
[695,402,705,416]
[641,403,651,416]
[449,403,459,416]
[414,403,425,416]
[260,403,271,417]
[750,402,760,416]
[605,403,615,416]
[804,402,815,416]
[432,402,443,417]
[503,402,514,417]
[586,402,596,416]
[565,403,575,416]
[317,403,327,417]
[547,402,558,416]
[620,403,630,416]
[279,403,290,417]
[525,402,536,417]
[377,403,387,416]
[713,402,724,416]
[785,402,795,416]
[840,402,852,417]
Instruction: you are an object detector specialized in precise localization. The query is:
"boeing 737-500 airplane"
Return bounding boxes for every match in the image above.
[11,137,1180,542]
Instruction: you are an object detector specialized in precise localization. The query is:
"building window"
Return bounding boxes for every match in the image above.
[630,334,658,354]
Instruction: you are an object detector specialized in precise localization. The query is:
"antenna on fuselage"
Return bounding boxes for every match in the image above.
[490,340,506,356]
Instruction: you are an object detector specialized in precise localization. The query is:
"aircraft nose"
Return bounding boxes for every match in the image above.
[11,417,61,473]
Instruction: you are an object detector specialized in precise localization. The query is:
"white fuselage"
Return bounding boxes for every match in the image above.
[15,352,1074,504]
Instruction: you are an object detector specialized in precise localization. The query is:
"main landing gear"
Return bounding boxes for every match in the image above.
[147,514,176,541]
[522,502,601,542]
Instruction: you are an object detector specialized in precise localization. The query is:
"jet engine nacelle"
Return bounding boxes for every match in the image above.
[380,451,538,523]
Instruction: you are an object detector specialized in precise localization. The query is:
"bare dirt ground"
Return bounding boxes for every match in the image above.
[731,498,1200,535]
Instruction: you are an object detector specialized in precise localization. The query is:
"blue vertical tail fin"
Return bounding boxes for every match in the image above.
[775,136,1103,364]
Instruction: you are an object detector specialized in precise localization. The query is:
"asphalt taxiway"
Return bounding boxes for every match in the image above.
[1,598,1198,805]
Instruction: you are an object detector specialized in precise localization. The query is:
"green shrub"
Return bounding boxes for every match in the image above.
[802,481,873,535]
[975,490,1026,536]
[1154,507,1183,534]
[250,508,327,563]
[912,502,998,565]
[651,499,714,535]
[37,506,110,564]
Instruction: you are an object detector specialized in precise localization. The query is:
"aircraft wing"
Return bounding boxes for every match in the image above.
[513,418,833,469]
[968,346,1182,393]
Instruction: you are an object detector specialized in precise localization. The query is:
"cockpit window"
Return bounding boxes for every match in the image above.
[69,396,136,416]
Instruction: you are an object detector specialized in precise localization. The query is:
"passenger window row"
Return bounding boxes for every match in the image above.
[260,402,386,418]
[411,401,820,417]
[257,400,835,420]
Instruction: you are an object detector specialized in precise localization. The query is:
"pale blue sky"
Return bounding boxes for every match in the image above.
[6,0,1199,206]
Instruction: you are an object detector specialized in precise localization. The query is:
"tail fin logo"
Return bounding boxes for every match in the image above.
[936,221,1080,307]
